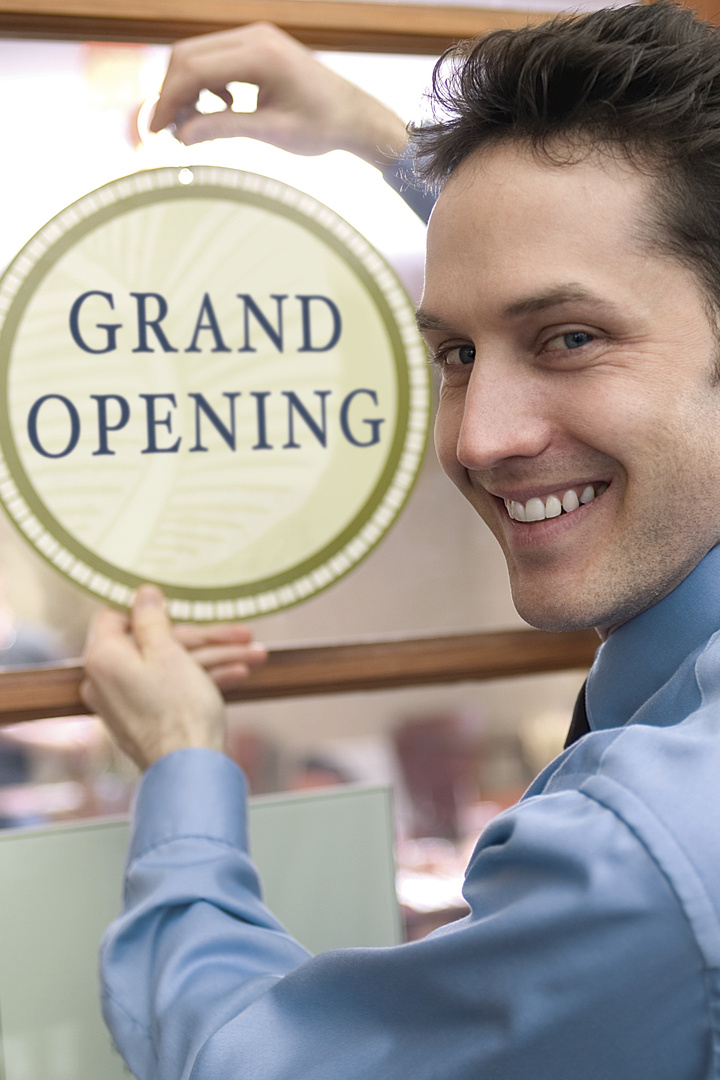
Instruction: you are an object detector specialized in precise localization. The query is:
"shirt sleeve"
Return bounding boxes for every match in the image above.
[101,748,710,1080]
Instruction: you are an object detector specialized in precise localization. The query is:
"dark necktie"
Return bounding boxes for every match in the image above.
[564,679,591,748]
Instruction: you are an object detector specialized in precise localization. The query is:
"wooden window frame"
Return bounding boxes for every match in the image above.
[0,629,598,725]
[0,0,558,52]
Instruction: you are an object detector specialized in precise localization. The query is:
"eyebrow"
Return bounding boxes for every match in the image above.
[416,284,620,333]
[501,285,603,319]
[414,309,456,333]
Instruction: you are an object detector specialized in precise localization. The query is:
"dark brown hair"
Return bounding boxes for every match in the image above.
[411,2,720,308]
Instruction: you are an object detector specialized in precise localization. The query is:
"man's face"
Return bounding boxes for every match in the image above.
[420,142,720,633]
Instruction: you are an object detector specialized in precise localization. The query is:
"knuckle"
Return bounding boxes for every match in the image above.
[170,39,201,78]
[83,640,114,678]
[252,22,292,61]
[252,22,280,40]
[79,677,98,710]
[172,37,193,61]
[82,642,99,670]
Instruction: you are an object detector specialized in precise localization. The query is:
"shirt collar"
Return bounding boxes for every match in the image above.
[586,544,720,732]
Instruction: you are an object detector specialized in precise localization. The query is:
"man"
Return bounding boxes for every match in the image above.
[82,4,720,1077]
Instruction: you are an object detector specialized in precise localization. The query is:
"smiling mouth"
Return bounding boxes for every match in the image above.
[503,482,609,523]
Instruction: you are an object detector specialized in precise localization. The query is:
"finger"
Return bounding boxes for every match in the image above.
[187,643,267,672]
[151,41,264,132]
[79,674,121,724]
[79,676,98,714]
[173,107,285,147]
[208,662,264,692]
[130,584,173,654]
[160,83,231,127]
[83,606,131,652]
[174,622,255,648]
[211,86,234,109]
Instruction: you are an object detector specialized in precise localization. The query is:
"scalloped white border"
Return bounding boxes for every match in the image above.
[0,167,430,620]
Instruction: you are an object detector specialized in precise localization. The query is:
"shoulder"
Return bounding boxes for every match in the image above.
[495,722,720,971]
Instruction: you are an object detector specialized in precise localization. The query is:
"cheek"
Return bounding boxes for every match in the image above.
[560,381,663,473]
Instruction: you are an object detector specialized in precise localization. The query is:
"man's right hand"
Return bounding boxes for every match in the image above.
[150,22,409,167]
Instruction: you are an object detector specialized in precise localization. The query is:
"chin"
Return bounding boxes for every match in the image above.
[515,606,599,633]
[510,578,673,635]
[510,589,605,634]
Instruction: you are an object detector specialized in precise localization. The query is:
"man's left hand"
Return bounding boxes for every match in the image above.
[80,584,267,770]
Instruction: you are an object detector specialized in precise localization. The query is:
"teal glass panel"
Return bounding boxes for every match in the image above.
[0,783,399,1079]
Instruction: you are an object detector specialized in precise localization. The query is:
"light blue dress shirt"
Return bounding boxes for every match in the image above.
[102,545,720,1079]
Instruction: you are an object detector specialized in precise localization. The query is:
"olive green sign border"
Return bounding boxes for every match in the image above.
[0,167,430,620]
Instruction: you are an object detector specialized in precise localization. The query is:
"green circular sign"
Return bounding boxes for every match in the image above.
[0,167,430,619]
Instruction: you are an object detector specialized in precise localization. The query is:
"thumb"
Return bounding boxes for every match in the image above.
[177,108,287,148]
[130,584,173,654]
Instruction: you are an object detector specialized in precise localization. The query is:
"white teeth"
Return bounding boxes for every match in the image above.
[504,483,606,522]
[525,497,546,521]
[562,489,580,513]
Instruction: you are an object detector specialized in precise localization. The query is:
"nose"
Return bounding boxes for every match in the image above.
[454,359,553,470]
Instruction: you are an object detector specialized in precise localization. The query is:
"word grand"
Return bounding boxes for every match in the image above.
[69,291,342,354]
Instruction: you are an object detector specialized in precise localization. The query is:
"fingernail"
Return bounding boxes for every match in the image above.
[135,584,165,607]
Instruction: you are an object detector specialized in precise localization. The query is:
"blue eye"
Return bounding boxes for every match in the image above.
[454,344,476,365]
[563,331,593,349]
[432,342,476,368]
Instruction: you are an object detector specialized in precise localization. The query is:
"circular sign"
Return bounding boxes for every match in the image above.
[0,167,430,620]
